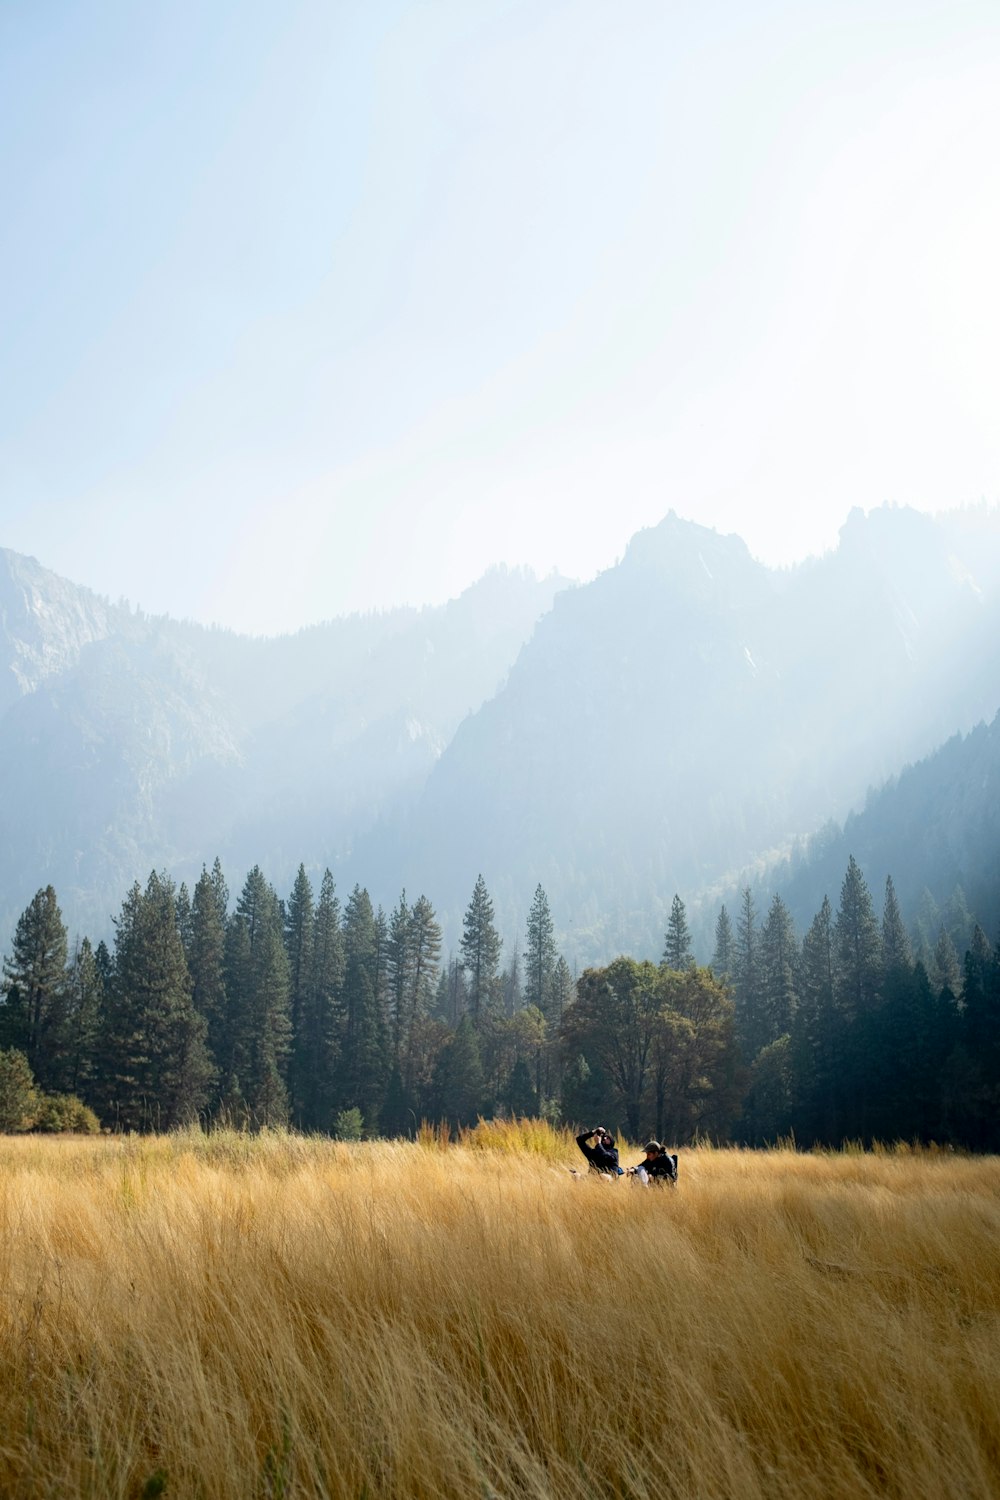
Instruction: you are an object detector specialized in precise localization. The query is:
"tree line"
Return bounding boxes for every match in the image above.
[0,857,997,1149]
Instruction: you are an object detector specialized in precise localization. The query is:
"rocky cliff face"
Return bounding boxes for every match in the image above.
[0,549,118,712]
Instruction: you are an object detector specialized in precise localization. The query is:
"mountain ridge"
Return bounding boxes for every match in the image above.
[2,505,998,963]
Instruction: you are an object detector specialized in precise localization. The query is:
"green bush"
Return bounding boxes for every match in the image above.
[0,1048,38,1132]
[32,1092,101,1134]
[333,1106,364,1141]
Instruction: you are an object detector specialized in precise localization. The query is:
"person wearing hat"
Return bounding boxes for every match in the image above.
[575,1126,623,1177]
[628,1140,678,1185]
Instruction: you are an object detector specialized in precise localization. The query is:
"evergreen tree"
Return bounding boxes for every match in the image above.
[431,1015,484,1128]
[435,957,468,1026]
[175,882,194,955]
[524,884,557,1018]
[300,870,344,1131]
[662,894,693,970]
[380,1063,415,1138]
[542,954,574,1106]
[740,1035,793,1145]
[103,872,213,1130]
[931,928,961,997]
[188,860,229,1098]
[914,887,941,971]
[405,896,442,1085]
[339,886,387,1126]
[1,886,70,1093]
[503,1055,538,1117]
[833,856,881,1021]
[386,891,413,1064]
[711,905,734,984]
[64,938,102,1103]
[759,894,798,1045]
[551,955,573,1025]
[942,884,974,957]
[733,887,765,1061]
[224,867,292,1126]
[501,940,522,1018]
[868,959,958,1144]
[959,932,1000,1149]
[0,1048,37,1132]
[284,864,315,1124]
[880,875,911,971]
[790,896,841,1144]
[460,876,502,1025]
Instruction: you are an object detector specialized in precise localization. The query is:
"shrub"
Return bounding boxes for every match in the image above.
[333,1106,364,1141]
[0,1048,38,1133]
[32,1092,101,1134]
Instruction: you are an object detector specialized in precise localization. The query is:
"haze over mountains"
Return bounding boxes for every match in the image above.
[2,504,999,960]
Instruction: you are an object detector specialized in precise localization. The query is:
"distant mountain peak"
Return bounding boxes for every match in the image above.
[0,547,117,712]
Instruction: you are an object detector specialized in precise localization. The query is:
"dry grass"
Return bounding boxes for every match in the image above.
[1,1125,999,1499]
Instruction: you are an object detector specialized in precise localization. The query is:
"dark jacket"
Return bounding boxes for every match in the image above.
[633,1150,678,1183]
[576,1131,622,1176]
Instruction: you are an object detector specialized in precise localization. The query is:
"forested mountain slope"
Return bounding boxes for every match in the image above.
[0,551,564,939]
[365,506,1000,960]
[767,709,1000,951]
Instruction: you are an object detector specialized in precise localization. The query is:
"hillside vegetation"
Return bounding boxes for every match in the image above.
[2,1126,998,1499]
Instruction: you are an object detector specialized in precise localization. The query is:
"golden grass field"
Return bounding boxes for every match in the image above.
[1,1121,998,1500]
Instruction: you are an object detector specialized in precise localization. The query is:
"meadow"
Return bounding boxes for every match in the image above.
[1,1122,998,1500]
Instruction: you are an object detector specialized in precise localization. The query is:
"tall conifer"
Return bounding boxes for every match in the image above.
[1,886,70,1092]
[460,876,502,1025]
[662,894,693,970]
[524,885,557,1018]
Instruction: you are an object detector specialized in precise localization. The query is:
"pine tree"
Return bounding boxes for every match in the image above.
[524,885,557,1018]
[942,884,973,957]
[759,894,798,1045]
[790,896,841,1144]
[188,861,229,1098]
[833,856,881,1021]
[503,1055,538,1117]
[733,887,765,1061]
[959,931,1000,1149]
[104,872,214,1130]
[224,867,292,1126]
[932,928,962,996]
[435,957,468,1026]
[880,875,911,971]
[405,895,442,1087]
[551,955,573,1025]
[432,1015,484,1128]
[711,905,734,984]
[340,886,387,1125]
[175,882,193,954]
[501,940,522,1018]
[300,869,344,1131]
[460,876,502,1025]
[64,938,102,1103]
[284,865,315,1125]
[386,891,413,1064]
[662,894,693,970]
[542,954,574,1105]
[1,886,70,1093]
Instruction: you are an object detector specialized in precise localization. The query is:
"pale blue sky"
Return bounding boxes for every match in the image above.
[2,0,998,634]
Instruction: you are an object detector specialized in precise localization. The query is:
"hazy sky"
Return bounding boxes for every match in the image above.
[2,0,998,635]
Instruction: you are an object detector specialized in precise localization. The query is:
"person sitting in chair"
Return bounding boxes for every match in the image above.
[628,1140,678,1185]
[575,1126,623,1177]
